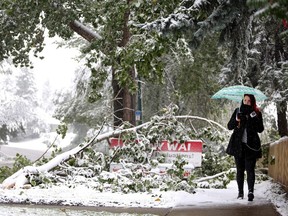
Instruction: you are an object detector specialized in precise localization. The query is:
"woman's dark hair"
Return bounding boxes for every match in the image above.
[244,94,259,112]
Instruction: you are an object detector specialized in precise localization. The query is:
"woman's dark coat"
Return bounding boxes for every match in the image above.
[226,107,264,159]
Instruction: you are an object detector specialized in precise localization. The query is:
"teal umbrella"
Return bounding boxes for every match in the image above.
[211,85,268,102]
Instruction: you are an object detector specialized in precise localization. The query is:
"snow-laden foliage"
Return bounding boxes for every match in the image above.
[53,65,112,126]
[260,61,288,102]
[0,60,59,142]
[0,64,42,139]
[248,0,288,24]
[242,15,288,136]
[1,0,193,96]
[3,0,285,133]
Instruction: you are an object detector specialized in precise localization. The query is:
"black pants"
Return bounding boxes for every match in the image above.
[234,154,256,194]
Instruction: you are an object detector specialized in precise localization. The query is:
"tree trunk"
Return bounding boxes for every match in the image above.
[112,73,136,127]
[69,7,136,127]
[276,101,288,137]
[274,28,288,137]
[112,77,124,127]
[113,3,136,127]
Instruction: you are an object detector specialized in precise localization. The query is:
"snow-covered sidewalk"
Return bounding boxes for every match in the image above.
[0,179,287,215]
[0,138,287,215]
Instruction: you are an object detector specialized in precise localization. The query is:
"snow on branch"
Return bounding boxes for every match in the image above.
[140,13,194,33]
[195,168,236,183]
[1,121,151,189]
[69,20,102,42]
[175,115,228,131]
[1,115,226,189]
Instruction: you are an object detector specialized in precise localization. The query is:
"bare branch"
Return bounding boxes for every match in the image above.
[175,115,228,131]
[195,168,236,183]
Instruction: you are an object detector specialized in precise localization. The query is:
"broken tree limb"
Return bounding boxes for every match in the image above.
[69,20,102,42]
[34,134,59,163]
[175,115,228,132]
[195,168,236,183]
[0,121,151,189]
[1,115,226,189]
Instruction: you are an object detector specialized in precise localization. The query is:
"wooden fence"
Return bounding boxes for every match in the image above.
[268,136,288,191]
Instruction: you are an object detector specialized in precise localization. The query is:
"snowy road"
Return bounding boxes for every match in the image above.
[0,140,51,166]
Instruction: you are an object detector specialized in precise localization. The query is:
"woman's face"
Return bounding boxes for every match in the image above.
[243,95,251,106]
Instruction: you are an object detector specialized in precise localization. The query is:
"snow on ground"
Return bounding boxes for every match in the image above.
[7,139,49,151]
[5,132,76,151]
[0,177,287,215]
[0,139,287,216]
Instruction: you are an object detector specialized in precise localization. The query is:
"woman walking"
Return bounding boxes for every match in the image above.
[226,94,264,201]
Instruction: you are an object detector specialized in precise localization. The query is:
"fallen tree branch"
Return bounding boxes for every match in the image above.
[195,168,236,183]
[34,134,59,163]
[0,121,151,189]
[175,115,228,132]
[1,115,226,189]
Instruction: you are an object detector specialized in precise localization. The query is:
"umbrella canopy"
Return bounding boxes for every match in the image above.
[211,85,268,102]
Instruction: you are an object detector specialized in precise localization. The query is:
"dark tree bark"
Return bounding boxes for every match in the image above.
[112,73,136,127]
[112,3,136,127]
[274,28,288,137]
[276,101,288,137]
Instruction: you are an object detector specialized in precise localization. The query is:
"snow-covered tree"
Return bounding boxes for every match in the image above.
[142,34,228,122]
[0,0,197,127]
[0,62,50,141]
[142,0,287,136]
[54,66,111,124]
[238,15,288,137]
[52,65,113,144]
[248,0,288,23]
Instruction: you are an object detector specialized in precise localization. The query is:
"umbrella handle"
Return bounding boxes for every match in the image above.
[236,108,241,128]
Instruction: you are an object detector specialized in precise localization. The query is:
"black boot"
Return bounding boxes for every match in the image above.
[248,192,254,201]
[237,191,244,199]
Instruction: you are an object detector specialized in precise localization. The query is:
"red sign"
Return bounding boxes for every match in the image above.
[110,139,202,151]
[158,140,202,152]
[110,138,124,148]
[109,138,203,167]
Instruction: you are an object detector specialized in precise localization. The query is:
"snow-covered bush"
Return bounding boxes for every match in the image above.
[0,154,32,183]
